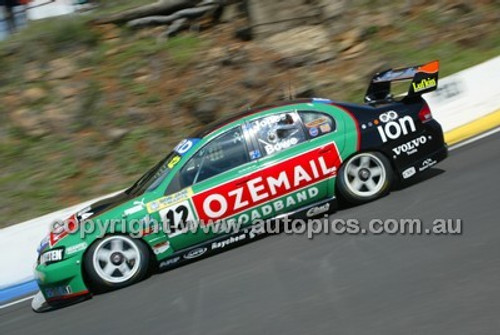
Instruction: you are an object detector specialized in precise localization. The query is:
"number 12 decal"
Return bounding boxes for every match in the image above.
[159,200,196,237]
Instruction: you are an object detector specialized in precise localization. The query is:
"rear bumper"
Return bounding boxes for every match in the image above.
[398,144,447,180]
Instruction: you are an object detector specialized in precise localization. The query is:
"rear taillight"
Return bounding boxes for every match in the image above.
[418,103,433,123]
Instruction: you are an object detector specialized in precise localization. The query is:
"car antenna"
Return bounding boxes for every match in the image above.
[286,80,295,101]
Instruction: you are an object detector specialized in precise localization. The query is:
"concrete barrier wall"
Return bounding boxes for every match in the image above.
[426,56,500,144]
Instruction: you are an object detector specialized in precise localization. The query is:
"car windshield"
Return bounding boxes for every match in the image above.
[125,138,200,196]
[125,152,178,196]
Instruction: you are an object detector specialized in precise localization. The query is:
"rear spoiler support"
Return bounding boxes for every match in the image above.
[364,60,439,105]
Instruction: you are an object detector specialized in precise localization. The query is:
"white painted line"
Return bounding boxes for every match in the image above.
[0,294,35,310]
[449,127,500,151]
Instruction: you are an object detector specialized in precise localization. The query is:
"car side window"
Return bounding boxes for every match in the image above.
[248,112,306,157]
[299,111,336,139]
[166,127,249,193]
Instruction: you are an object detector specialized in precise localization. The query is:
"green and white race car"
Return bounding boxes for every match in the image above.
[32,61,447,311]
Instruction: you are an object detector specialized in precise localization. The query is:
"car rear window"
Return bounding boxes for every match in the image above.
[299,111,335,139]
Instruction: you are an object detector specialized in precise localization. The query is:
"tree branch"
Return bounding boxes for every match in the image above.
[127,5,217,28]
[94,0,199,25]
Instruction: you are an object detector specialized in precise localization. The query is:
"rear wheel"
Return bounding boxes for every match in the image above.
[84,235,150,292]
[337,152,393,204]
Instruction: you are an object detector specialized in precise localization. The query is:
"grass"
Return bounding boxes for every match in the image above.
[166,34,203,66]
[0,15,98,56]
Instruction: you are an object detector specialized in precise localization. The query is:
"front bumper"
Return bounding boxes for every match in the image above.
[34,254,91,307]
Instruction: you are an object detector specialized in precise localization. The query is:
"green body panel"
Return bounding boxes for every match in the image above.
[34,101,360,300]
[34,251,88,296]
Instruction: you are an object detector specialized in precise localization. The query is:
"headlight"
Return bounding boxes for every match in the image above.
[39,249,64,265]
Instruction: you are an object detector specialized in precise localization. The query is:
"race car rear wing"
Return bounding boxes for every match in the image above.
[364,60,439,105]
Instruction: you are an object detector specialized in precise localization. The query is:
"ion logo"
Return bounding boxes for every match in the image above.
[377,116,416,143]
[379,110,398,123]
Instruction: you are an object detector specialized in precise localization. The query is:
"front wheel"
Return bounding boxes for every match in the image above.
[337,152,393,204]
[84,235,150,292]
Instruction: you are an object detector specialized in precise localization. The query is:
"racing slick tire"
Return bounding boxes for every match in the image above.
[337,151,394,204]
[84,235,150,292]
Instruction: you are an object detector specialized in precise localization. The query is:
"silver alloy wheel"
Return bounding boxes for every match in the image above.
[343,153,386,197]
[92,236,141,284]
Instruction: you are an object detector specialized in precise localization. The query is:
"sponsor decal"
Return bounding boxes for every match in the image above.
[250,149,261,160]
[123,204,143,216]
[402,167,416,179]
[379,110,398,123]
[147,188,193,213]
[225,186,320,225]
[152,241,170,255]
[412,77,436,93]
[159,256,180,268]
[159,200,196,237]
[66,242,88,255]
[40,249,63,265]
[305,117,328,128]
[174,138,200,155]
[319,123,331,133]
[309,127,319,137]
[211,233,246,250]
[192,143,341,222]
[419,158,437,172]
[183,247,207,259]
[140,215,156,236]
[44,285,72,299]
[167,155,182,169]
[376,115,416,143]
[306,203,330,217]
[392,135,427,156]
[50,214,78,246]
[133,198,146,207]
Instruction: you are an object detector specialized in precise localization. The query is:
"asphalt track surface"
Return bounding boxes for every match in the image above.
[2,131,500,335]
